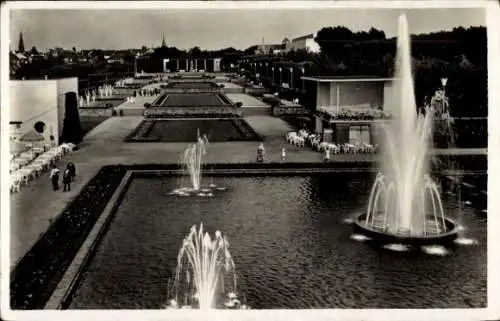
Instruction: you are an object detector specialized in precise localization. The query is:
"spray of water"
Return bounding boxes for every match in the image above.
[170,130,227,196]
[183,129,209,191]
[362,14,448,237]
[168,223,242,309]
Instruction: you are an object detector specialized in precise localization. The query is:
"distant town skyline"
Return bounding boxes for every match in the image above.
[10,8,485,51]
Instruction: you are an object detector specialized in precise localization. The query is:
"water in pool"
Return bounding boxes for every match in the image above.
[67,174,486,309]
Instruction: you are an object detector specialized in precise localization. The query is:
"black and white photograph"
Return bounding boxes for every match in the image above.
[1,1,499,320]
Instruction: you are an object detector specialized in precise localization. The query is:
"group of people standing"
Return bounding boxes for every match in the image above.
[50,162,76,192]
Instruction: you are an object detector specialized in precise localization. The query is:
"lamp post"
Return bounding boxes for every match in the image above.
[134,54,139,76]
[271,67,275,85]
[279,67,282,88]
[289,67,293,89]
[301,67,305,91]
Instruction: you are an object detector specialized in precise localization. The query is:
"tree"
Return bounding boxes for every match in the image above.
[189,47,202,58]
[30,46,39,55]
[60,92,83,144]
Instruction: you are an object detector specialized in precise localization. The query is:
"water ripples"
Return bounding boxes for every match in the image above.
[68,176,487,309]
[421,245,449,256]
[382,243,411,252]
[350,234,372,242]
[454,237,478,245]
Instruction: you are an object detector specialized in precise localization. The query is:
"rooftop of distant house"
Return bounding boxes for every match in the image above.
[291,33,315,42]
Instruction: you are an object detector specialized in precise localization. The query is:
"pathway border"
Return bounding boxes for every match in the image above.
[45,171,134,309]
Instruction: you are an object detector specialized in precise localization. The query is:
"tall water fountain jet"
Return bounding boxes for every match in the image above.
[167,224,247,309]
[354,14,458,245]
[183,129,208,191]
[170,129,226,197]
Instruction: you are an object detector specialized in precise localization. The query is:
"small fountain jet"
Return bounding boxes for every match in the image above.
[167,223,246,309]
[170,130,227,196]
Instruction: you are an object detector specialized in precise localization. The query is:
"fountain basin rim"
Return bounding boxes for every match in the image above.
[353,213,459,246]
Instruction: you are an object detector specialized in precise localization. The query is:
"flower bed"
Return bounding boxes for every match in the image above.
[231,119,264,141]
[10,165,128,309]
[143,113,240,119]
[316,108,392,121]
[124,120,157,142]
[143,107,242,118]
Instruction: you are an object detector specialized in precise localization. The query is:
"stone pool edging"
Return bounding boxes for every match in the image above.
[42,166,378,309]
[45,171,134,309]
[10,162,486,310]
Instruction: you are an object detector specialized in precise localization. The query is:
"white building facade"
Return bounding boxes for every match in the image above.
[10,78,79,146]
[290,33,321,53]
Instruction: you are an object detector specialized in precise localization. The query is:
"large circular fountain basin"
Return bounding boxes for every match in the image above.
[353,213,459,246]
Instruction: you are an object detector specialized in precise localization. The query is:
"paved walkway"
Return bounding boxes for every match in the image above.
[9,115,324,269]
[225,93,270,108]
[9,114,487,270]
[220,82,243,89]
[115,95,159,109]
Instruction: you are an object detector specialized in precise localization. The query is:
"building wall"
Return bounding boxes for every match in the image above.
[291,36,320,53]
[10,80,59,144]
[55,77,79,140]
[291,38,307,51]
[305,38,320,53]
[382,81,396,115]
[337,82,384,108]
[316,82,331,107]
[315,81,385,109]
[10,78,78,146]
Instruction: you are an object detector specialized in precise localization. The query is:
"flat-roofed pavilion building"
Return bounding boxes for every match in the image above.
[301,75,394,146]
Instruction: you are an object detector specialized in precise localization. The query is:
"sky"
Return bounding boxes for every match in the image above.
[9,7,485,51]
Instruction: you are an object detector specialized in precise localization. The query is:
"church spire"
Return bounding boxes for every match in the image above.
[18,32,25,53]
[161,32,167,48]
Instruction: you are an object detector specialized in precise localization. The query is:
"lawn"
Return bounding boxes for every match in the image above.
[80,116,110,136]
[161,94,228,107]
[126,119,261,142]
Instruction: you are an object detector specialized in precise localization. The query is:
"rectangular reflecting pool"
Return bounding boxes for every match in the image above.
[67,173,487,309]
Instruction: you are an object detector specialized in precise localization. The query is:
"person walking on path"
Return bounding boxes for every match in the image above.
[62,167,72,192]
[50,165,60,191]
[324,147,331,163]
[257,143,265,163]
[281,147,287,161]
[67,162,76,182]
